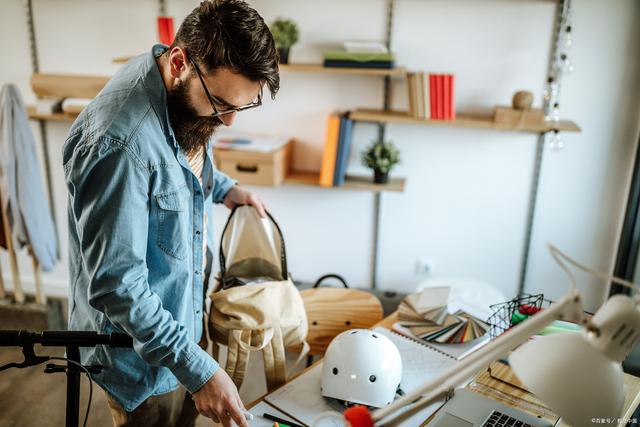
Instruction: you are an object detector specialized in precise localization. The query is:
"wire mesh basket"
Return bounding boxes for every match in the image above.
[487,293,555,339]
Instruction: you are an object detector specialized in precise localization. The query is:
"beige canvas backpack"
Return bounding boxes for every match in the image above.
[208,206,308,391]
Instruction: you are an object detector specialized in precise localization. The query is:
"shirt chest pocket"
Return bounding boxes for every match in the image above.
[156,188,189,260]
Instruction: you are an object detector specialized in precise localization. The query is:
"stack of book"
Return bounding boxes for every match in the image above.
[397,287,489,344]
[407,72,456,120]
[319,112,353,187]
[323,41,395,69]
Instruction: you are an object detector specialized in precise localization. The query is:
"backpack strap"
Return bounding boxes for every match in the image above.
[262,326,286,391]
[225,328,276,388]
[225,329,251,388]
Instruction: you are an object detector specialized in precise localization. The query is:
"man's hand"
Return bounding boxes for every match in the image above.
[192,368,249,427]
[223,185,266,218]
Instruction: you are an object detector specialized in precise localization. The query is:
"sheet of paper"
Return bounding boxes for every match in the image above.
[264,364,342,427]
[248,401,302,427]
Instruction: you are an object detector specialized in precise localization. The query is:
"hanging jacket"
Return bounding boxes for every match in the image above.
[0,83,57,271]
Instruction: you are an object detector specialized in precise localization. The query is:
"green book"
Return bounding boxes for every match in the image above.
[323,50,395,62]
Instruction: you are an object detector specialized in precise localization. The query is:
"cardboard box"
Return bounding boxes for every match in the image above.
[493,106,544,129]
[214,140,292,186]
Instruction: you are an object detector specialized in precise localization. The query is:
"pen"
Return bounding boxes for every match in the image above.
[263,412,304,427]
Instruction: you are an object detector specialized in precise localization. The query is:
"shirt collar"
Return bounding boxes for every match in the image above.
[142,44,177,147]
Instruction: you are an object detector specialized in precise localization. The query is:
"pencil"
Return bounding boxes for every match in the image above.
[263,412,304,427]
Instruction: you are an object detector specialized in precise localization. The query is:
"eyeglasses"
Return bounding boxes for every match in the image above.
[189,58,262,118]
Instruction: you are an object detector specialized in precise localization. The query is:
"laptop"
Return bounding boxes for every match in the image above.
[428,389,554,427]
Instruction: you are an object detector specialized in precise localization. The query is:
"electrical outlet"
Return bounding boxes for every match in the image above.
[415,258,434,276]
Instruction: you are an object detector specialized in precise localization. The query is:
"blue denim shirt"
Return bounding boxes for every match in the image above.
[63,45,236,411]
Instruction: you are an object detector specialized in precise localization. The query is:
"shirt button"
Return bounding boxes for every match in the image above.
[196,230,201,235]
[196,309,202,315]
[196,190,201,195]
[207,186,212,190]
[195,270,200,275]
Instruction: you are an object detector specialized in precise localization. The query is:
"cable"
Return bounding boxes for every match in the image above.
[49,357,93,427]
[548,243,640,293]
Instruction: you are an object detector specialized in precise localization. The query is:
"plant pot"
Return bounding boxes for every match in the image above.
[373,170,389,184]
[277,47,290,64]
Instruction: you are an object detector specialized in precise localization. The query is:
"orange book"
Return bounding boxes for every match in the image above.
[319,113,341,187]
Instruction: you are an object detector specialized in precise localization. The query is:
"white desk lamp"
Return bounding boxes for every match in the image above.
[340,245,640,427]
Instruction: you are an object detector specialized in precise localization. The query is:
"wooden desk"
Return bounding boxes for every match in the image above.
[250,312,640,426]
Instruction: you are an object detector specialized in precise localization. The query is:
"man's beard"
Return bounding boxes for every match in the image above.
[166,79,221,154]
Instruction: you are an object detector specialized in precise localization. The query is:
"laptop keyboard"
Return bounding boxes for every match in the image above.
[482,410,533,427]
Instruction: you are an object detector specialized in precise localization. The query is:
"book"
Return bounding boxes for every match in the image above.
[323,60,394,69]
[319,113,341,187]
[333,114,353,186]
[342,41,389,54]
[333,114,347,186]
[263,326,455,426]
[422,72,431,119]
[157,17,175,45]
[436,74,445,120]
[449,74,456,120]
[444,74,451,120]
[429,74,437,119]
[407,73,418,117]
[323,50,395,62]
[416,72,424,118]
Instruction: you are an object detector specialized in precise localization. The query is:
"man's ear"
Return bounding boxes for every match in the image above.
[168,46,189,79]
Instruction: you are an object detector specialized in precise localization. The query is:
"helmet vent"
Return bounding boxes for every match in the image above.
[372,334,378,338]
[349,330,358,335]
[332,367,339,375]
[369,375,376,383]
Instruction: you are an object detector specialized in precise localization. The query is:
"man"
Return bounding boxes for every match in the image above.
[63,1,279,426]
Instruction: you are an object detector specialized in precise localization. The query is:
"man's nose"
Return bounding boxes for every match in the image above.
[219,111,236,127]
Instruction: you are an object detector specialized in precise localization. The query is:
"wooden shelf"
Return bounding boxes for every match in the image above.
[112,56,406,77]
[350,108,581,133]
[284,171,406,193]
[27,106,79,122]
[280,63,406,77]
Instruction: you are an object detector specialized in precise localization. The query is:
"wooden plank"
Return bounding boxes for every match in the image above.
[27,106,79,122]
[31,73,109,100]
[284,171,406,193]
[280,63,407,77]
[351,108,581,133]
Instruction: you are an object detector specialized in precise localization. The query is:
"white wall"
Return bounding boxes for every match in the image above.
[0,0,638,312]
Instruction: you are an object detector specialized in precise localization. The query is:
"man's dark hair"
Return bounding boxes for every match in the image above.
[172,0,279,98]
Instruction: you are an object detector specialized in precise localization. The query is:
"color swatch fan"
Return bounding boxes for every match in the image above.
[398,287,450,326]
[398,287,489,344]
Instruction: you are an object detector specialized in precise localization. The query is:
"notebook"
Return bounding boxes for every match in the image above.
[263,326,459,426]
[392,322,490,360]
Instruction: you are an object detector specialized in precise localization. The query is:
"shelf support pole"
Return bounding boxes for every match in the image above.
[371,0,396,289]
[25,0,59,259]
[518,0,571,295]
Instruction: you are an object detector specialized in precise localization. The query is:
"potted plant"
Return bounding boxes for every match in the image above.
[361,140,400,184]
[270,18,299,64]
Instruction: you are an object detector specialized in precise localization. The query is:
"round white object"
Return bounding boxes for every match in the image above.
[321,329,402,408]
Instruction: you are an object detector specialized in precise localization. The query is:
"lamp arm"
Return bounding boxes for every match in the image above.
[371,288,586,426]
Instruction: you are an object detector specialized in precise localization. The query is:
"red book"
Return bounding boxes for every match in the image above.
[436,74,445,120]
[450,74,456,120]
[443,74,451,120]
[429,74,437,119]
[158,16,175,45]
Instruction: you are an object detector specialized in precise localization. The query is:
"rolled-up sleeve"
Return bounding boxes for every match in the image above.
[68,137,217,392]
[211,169,236,203]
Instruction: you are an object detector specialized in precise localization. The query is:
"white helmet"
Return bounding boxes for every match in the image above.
[320,329,402,408]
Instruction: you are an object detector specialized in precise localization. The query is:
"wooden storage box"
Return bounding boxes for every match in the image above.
[493,106,544,129]
[213,140,292,186]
